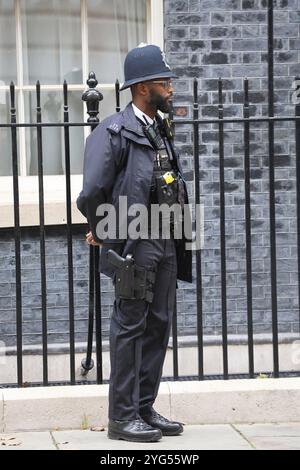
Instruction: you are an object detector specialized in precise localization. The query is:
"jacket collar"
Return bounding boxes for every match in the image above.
[131,102,154,125]
[123,102,146,137]
[121,102,180,172]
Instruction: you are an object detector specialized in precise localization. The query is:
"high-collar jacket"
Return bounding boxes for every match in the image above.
[77,102,192,283]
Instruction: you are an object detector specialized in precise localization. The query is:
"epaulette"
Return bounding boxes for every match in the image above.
[108,122,120,134]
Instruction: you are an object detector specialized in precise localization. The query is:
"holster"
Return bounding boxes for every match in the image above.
[107,249,156,304]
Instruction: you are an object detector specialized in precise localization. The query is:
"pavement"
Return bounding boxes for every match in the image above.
[1,422,300,450]
[3,378,300,432]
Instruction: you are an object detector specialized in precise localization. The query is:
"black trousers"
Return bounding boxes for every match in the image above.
[108,238,177,421]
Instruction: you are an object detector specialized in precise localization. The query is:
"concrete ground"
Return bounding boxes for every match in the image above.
[1,423,300,450]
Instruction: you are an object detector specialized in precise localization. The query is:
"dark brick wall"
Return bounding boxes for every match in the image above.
[0,226,114,347]
[165,0,300,335]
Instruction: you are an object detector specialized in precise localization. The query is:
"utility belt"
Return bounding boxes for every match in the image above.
[107,249,156,304]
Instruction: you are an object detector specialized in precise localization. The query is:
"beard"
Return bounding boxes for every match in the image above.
[149,89,172,114]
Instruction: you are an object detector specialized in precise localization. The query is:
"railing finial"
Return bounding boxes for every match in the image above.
[82,72,103,123]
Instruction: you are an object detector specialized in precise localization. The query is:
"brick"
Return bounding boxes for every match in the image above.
[189,26,200,39]
[261,0,297,8]
[168,53,190,66]
[167,13,210,25]
[0,242,13,254]
[271,23,299,38]
[211,12,232,24]
[167,40,209,52]
[274,11,289,22]
[172,65,208,78]
[231,64,268,76]
[274,89,290,103]
[273,38,289,50]
[241,25,260,37]
[202,52,229,65]
[188,54,199,65]
[201,0,242,8]
[174,79,190,92]
[232,12,267,23]
[242,52,261,63]
[189,0,201,11]
[271,76,295,88]
[168,0,189,11]
[166,27,189,39]
[0,270,13,282]
[0,283,12,297]
[202,78,243,90]
[211,39,232,50]
[201,26,242,38]
[0,256,14,269]
[242,0,260,7]
[184,314,197,326]
[289,38,300,49]
[274,180,295,190]
[232,39,267,51]
[206,65,232,78]
[233,90,266,103]
[274,51,298,62]
[289,64,300,76]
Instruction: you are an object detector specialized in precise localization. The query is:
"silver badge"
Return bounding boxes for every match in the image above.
[161,51,171,70]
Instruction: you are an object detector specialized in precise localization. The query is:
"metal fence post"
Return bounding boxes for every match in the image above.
[267,0,279,377]
[295,77,300,337]
[35,80,48,385]
[243,78,254,378]
[81,72,104,383]
[218,78,228,379]
[10,82,23,386]
[192,78,204,379]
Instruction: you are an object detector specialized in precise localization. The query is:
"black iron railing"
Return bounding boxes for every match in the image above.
[1,0,300,387]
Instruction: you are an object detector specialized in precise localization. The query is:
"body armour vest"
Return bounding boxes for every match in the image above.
[141,118,185,235]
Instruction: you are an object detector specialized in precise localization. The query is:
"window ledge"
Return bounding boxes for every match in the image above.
[0,175,87,227]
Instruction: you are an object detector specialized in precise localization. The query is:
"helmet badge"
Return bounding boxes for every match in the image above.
[161,51,171,70]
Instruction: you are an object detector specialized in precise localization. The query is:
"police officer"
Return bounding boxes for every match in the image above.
[77,44,192,443]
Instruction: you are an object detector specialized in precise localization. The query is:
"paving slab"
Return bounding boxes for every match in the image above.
[52,425,252,450]
[2,424,299,451]
[0,432,55,450]
[235,423,300,450]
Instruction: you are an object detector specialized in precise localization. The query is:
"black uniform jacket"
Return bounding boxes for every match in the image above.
[77,102,192,283]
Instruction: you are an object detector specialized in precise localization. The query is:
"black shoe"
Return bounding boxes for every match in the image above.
[141,409,184,436]
[108,418,162,442]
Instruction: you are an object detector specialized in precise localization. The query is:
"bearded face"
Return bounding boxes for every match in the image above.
[148,87,173,114]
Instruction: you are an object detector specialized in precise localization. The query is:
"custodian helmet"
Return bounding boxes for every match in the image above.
[119,43,177,91]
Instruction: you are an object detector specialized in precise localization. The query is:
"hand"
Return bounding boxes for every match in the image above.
[85,231,102,247]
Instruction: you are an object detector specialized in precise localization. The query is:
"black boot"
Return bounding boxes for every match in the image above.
[108,418,162,442]
[141,409,184,436]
